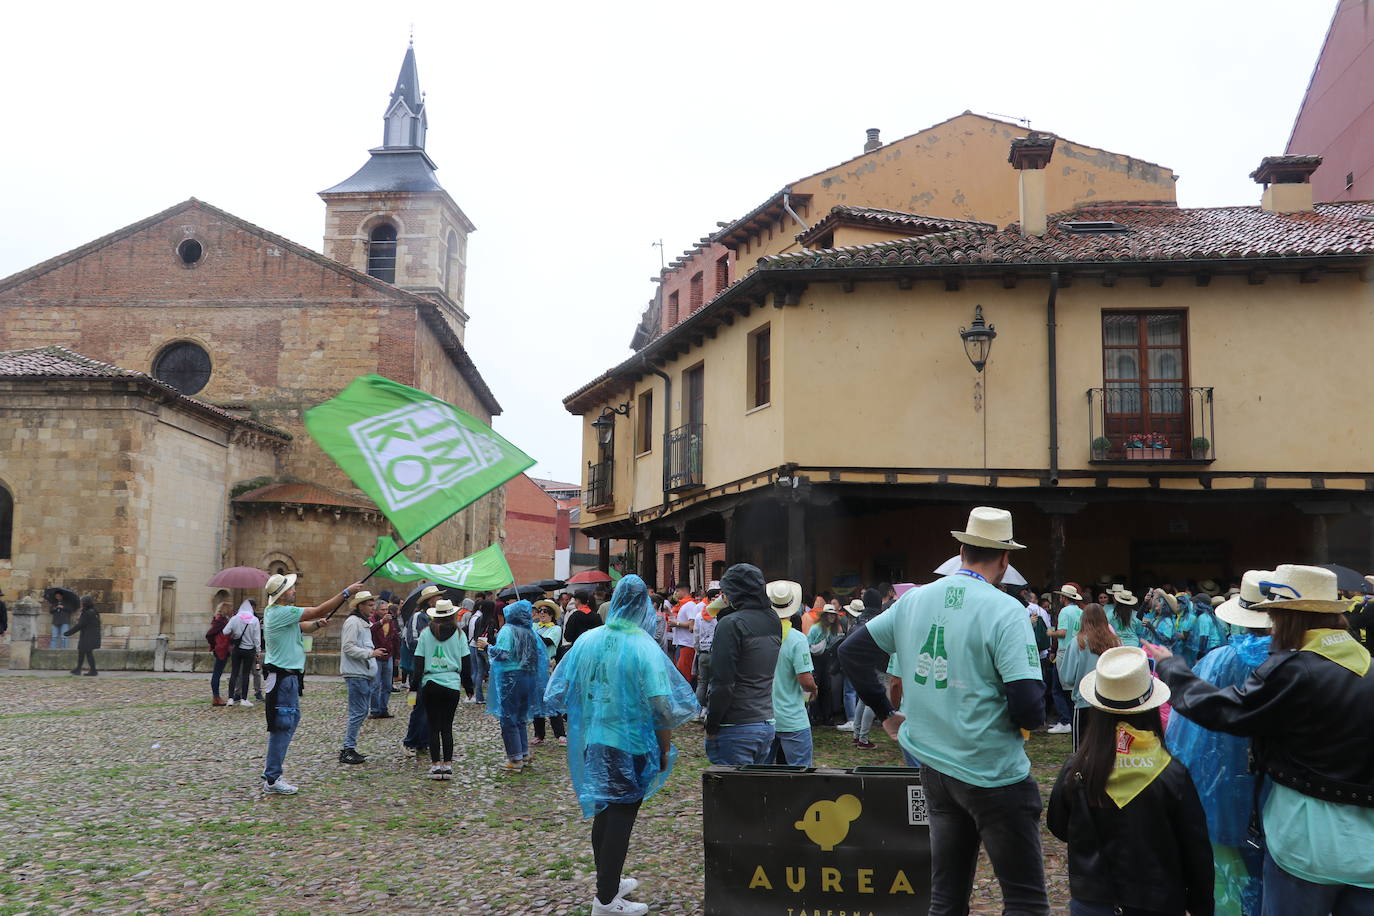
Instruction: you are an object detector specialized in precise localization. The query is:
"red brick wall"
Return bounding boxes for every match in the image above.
[503,473,556,583]
[655,540,727,591]
[658,243,733,335]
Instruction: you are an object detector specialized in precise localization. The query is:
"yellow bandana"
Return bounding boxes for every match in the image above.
[1105,724,1171,809]
[1300,628,1371,677]
[781,620,792,640]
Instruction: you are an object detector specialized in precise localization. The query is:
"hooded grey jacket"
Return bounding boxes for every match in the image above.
[706,564,782,733]
[340,613,378,679]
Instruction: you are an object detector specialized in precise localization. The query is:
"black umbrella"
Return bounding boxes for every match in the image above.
[537,579,567,592]
[496,583,547,602]
[43,586,80,608]
[398,581,464,618]
[1317,564,1372,594]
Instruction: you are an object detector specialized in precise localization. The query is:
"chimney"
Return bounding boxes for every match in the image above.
[1008,132,1057,236]
[864,128,881,153]
[1251,155,1321,213]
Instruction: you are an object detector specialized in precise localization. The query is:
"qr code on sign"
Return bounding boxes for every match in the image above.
[907,785,928,826]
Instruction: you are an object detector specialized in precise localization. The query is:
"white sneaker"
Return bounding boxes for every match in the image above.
[618,876,640,898]
[262,778,298,795]
[240,700,254,708]
[591,897,648,915]
[836,720,855,732]
[1047,722,1072,735]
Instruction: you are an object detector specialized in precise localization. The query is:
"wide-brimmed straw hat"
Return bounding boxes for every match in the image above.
[820,604,838,616]
[1214,570,1275,629]
[427,599,459,619]
[845,599,865,617]
[766,580,802,619]
[265,573,297,604]
[1157,591,1178,614]
[1113,589,1138,606]
[419,584,443,601]
[1055,584,1084,602]
[1254,564,1349,613]
[347,590,376,611]
[1199,579,1220,597]
[1080,646,1171,715]
[533,599,559,616]
[951,507,1026,551]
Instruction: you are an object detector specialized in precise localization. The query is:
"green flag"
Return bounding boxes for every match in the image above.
[304,375,534,543]
[364,537,514,590]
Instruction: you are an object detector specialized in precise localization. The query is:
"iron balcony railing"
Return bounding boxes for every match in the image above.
[584,458,613,509]
[1087,386,1215,462]
[665,423,704,491]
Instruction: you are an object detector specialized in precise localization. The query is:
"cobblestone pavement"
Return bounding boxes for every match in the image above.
[0,674,1071,915]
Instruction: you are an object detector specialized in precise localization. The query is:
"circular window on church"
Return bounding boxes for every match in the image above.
[176,239,203,266]
[152,341,212,396]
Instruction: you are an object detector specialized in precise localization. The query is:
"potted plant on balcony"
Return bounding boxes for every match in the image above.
[1125,434,1146,460]
[1091,437,1111,460]
[1191,436,1210,460]
[1147,432,1173,460]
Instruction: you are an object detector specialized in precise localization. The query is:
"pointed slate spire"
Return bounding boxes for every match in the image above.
[383,42,427,150]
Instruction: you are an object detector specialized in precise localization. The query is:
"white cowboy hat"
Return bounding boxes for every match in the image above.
[1156,591,1178,614]
[1254,564,1349,613]
[1055,584,1085,602]
[845,598,865,617]
[766,580,803,619]
[347,590,376,611]
[265,573,297,604]
[951,507,1025,551]
[427,599,459,619]
[1113,589,1138,607]
[1107,583,1124,595]
[820,604,839,615]
[1080,646,1171,715]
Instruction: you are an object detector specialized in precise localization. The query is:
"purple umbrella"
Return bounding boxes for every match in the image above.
[206,566,270,589]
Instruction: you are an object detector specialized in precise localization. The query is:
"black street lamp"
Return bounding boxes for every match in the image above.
[591,403,630,447]
[959,305,997,373]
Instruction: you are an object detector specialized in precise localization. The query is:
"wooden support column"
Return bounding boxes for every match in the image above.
[597,537,611,574]
[678,523,691,589]
[721,507,738,566]
[640,532,657,590]
[1297,501,1350,565]
[786,499,807,586]
[1041,501,1086,592]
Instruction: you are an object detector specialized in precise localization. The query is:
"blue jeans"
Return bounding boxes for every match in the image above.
[404,691,430,750]
[705,722,776,766]
[471,650,489,703]
[500,716,529,761]
[771,729,813,766]
[343,677,370,749]
[922,766,1049,916]
[1263,851,1374,916]
[371,657,393,714]
[843,679,857,722]
[1047,660,1072,726]
[263,673,301,785]
[210,656,228,698]
[50,623,68,649]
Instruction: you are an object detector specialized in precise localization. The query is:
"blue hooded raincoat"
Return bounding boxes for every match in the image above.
[544,574,700,818]
[486,600,550,725]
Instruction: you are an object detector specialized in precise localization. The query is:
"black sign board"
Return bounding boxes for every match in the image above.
[703,765,931,916]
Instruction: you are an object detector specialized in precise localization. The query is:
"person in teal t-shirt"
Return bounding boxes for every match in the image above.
[770,609,816,766]
[837,506,1050,915]
[260,572,363,796]
[410,599,471,779]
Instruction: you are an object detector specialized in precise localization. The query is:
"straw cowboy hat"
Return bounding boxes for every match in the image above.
[820,604,838,616]
[419,584,443,602]
[766,580,803,619]
[533,599,559,615]
[1199,579,1220,597]
[427,599,459,619]
[1254,564,1349,613]
[265,573,297,604]
[1214,571,1275,629]
[845,598,865,618]
[1113,589,1139,607]
[1157,590,1178,614]
[347,590,376,611]
[1080,646,1171,715]
[951,507,1026,551]
[1055,584,1085,602]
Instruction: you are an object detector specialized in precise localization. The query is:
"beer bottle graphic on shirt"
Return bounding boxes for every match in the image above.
[913,624,938,685]
[932,625,949,689]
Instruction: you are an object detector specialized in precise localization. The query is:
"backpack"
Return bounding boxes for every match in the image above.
[1032,614,1051,654]
[213,628,233,659]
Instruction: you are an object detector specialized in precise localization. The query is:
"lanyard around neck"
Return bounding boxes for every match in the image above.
[955,568,988,583]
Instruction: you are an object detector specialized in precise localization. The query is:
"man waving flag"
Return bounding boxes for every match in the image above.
[305,375,534,544]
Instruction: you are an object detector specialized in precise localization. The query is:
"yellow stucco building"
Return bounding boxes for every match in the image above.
[567,124,1371,594]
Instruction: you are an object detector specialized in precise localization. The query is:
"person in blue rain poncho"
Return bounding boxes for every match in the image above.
[545,574,699,916]
[1166,571,1275,916]
[485,600,550,771]
[1192,593,1228,661]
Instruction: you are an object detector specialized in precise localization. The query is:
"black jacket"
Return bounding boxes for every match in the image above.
[705,564,781,734]
[1047,757,1214,915]
[65,609,101,651]
[1159,647,1374,807]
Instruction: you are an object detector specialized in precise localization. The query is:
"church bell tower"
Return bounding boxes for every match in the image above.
[320,41,474,339]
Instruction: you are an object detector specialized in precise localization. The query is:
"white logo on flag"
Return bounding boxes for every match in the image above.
[349,401,504,511]
[442,557,476,581]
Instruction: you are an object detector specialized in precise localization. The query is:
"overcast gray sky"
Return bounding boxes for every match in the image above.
[2,0,1336,483]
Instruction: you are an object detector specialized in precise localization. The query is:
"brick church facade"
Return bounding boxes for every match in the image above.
[0,45,506,644]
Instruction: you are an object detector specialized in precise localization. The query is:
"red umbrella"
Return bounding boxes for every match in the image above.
[206,566,270,589]
[567,569,613,584]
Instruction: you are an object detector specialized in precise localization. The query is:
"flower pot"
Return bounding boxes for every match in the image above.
[1126,447,1147,460]
[1157,448,1172,459]
[1192,448,1208,460]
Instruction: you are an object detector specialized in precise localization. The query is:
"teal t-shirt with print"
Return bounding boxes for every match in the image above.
[1058,604,1083,644]
[415,628,471,691]
[771,627,814,733]
[866,574,1042,788]
[263,604,306,671]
